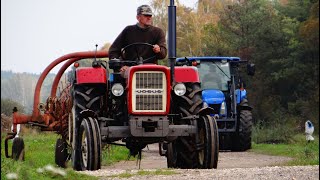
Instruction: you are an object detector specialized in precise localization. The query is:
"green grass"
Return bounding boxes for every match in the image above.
[102,144,135,165]
[0,131,137,180]
[108,169,178,178]
[251,134,319,166]
[1,132,97,180]
[137,169,177,176]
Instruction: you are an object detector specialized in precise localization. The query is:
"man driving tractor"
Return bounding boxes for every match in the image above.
[108,4,167,72]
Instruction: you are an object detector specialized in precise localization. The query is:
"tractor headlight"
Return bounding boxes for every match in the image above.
[174,83,186,96]
[111,83,124,96]
[220,101,226,116]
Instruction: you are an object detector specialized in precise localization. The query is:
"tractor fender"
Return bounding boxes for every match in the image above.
[236,89,247,104]
[79,109,97,119]
[174,66,200,83]
[76,67,107,84]
[238,99,253,111]
[197,107,215,116]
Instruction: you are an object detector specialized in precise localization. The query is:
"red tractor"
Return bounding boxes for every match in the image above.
[5,0,219,170]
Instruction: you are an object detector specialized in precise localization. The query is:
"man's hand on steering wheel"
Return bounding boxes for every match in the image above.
[120,42,157,63]
[118,42,159,72]
[152,44,161,54]
[120,65,129,72]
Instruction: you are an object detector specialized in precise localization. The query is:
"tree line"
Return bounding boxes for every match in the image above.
[151,0,319,135]
[1,70,57,115]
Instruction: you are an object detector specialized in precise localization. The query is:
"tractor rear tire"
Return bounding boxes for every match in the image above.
[77,117,101,171]
[176,83,203,117]
[55,138,68,168]
[232,110,253,151]
[74,85,105,116]
[12,137,25,161]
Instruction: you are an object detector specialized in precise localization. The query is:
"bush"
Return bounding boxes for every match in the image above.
[252,112,299,144]
[1,98,25,116]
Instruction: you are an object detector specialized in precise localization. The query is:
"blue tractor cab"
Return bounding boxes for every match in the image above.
[176,56,255,151]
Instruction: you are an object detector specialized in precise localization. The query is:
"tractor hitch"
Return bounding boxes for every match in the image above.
[4,132,16,158]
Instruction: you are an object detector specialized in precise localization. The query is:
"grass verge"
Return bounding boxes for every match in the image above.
[1,132,97,180]
[251,134,319,166]
[1,131,135,180]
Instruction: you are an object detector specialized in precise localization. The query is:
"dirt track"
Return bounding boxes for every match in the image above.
[80,143,319,179]
[103,143,292,170]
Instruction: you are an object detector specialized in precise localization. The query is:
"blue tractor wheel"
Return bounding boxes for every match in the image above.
[232,109,253,151]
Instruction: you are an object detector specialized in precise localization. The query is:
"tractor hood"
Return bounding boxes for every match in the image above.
[202,89,225,104]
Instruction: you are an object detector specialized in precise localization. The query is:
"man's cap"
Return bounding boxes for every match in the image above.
[137,5,153,16]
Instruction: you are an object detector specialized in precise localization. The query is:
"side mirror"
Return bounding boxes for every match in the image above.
[247,63,255,76]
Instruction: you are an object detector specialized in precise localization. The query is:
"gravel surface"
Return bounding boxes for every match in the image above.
[82,165,319,180]
[79,144,319,180]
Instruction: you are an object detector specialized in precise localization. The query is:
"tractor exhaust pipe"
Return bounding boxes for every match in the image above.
[168,0,176,85]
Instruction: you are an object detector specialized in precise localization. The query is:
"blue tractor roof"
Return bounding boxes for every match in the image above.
[176,56,240,62]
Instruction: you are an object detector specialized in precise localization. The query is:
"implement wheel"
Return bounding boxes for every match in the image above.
[12,137,25,161]
[55,138,68,168]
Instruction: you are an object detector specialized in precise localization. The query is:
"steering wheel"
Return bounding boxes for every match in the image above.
[120,42,157,64]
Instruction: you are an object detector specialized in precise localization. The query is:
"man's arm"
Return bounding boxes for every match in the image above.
[108,27,127,59]
[155,28,167,60]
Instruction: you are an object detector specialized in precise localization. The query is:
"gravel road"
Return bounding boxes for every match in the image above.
[80,144,319,180]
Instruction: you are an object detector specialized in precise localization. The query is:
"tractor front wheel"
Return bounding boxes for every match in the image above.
[197,115,219,169]
[77,117,101,171]
[172,115,219,169]
[166,142,177,168]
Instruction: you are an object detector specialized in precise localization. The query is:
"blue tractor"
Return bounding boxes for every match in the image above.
[176,57,255,151]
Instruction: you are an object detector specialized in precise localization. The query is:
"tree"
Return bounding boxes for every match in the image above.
[1,99,25,116]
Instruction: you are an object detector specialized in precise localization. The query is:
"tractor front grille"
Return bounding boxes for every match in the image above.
[132,71,167,112]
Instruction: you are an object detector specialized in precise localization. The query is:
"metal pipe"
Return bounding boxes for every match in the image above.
[11,51,108,133]
[50,57,81,97]
[168,0,176,84]
[5,133,15,158]
[32,51,108,117]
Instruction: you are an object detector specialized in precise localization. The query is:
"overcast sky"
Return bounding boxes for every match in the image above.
[1,0,197,74]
